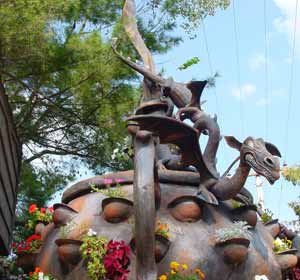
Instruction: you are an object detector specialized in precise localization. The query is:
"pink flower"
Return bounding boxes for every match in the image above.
[104,178,113,185]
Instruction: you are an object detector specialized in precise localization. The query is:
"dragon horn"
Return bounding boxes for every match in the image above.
[111,43,165,85]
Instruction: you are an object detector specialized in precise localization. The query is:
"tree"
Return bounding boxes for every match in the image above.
[282,165,300,186]
[0,0,230,230]
[280,165,300,232]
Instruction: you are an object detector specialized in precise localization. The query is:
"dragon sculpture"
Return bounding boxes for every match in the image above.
[15,1,300,280]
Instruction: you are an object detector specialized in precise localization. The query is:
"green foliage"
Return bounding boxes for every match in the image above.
[27,206,53,230]
[59,221,77,239]
[0,0,183,240]
[148,0,230,35]
[215,221,251,242]
[1,0,230,242]
[231,200,243,209]
[282,166,300,186]
[90,183,126,198]
[0,256,25,279]
[260,209,274,224]
[155,220,170,239]
[178,57,200,70]
[14,162,72,241]
[273,237,292,254]
[28,269,56,280]
[80,235,108,280]
[159,262,205,279]
[289,199,300,218]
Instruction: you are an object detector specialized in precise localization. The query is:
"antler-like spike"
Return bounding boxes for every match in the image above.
[122,0,156,73]
[112,43,192,108]
[111,44,164,85]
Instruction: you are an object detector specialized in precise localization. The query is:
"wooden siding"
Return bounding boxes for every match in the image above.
[0,87,21,255]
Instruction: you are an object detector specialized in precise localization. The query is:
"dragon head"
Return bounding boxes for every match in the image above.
[225,136,281,184]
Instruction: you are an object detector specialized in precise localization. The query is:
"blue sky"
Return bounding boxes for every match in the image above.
[154,0,300,222]
[52,0,300,223]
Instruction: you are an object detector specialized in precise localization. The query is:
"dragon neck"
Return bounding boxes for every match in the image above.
[231,160,251,188]
[210,159,251,200]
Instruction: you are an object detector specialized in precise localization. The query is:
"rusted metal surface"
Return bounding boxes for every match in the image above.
[133,130,157,280]
[30,62,296,279]
[0,86,21,255]
[33,175,289,279]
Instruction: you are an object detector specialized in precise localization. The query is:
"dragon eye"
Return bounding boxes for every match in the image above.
[102,198,133,223]
[168,196,202,223]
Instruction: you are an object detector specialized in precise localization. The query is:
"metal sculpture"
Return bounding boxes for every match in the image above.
[15,0,300,279]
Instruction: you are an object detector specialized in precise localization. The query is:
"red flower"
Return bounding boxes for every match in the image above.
[40,207,46,213]
[104,240,131,280]
[291,267,300,280]
[48,206,54,213]
[26,234,41,243]
[17,242,30,253]
[34,267,42,273]
[28,204,37,214]
[11,242,16,248]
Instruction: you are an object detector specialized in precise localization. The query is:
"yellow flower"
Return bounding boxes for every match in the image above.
[181,264,188,270]
[159,275,167,280]
[170,270,177,275]
[170,261,180,271]
[195,268,206,279]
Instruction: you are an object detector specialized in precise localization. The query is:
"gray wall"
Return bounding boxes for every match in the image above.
[0,86,21,255]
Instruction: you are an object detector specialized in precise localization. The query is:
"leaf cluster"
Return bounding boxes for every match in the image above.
[282,166,300,186]
[80,235,108,280]
[260,208,274,224]
[0,0,183,235]
[146,0,230,35]
[215,221,251,242]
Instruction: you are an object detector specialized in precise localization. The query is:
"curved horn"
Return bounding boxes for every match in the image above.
[111,44,164,85]
[122,0,155,72]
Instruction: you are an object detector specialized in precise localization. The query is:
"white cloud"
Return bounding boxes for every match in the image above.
[256,98,270,107]
[273,0,300,54]
[249,53,266,70]
[231,83,256,100]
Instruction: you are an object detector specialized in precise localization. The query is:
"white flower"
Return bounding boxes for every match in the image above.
[87,228,97,237]
[255,275,269,280]
[273,237,284,247]
[38,272,44,280]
